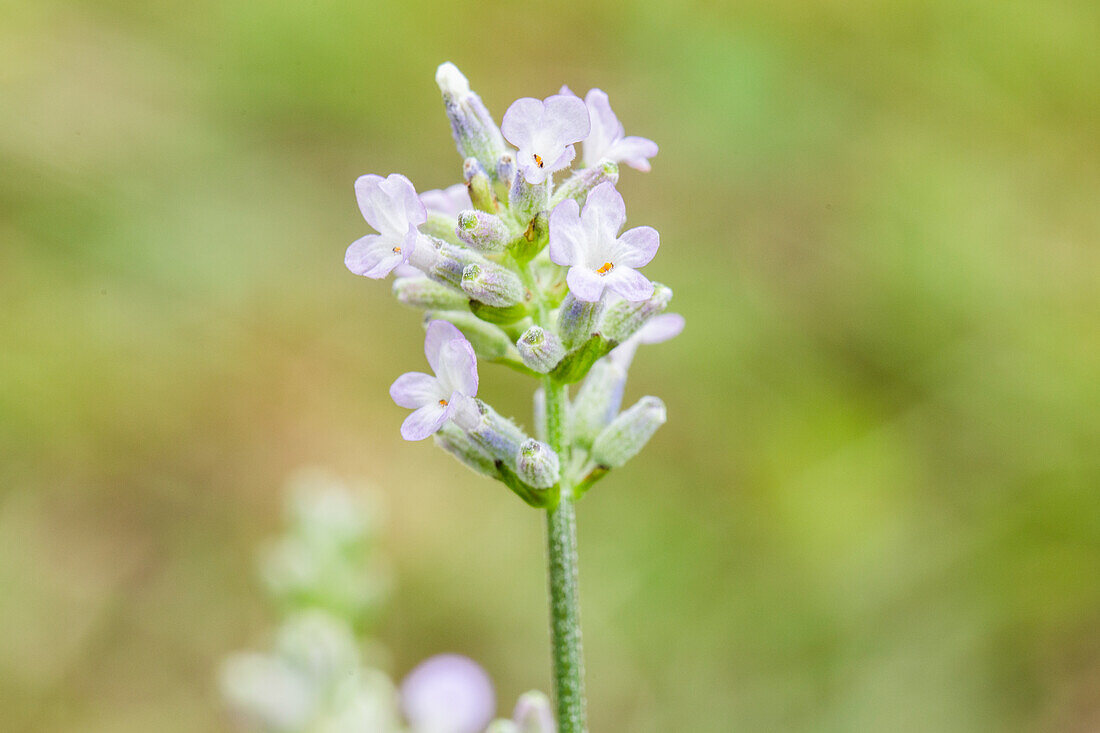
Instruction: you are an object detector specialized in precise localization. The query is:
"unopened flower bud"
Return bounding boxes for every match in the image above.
[461,263,525,307]
[495,152,517,203]
[393,276,468,310]
[599,283,673,343]
[428,243,494,289]
[468,401,529,468]
[434,422,498,478]
[557,292,605,349]
[571,359,627,448]
[509,171,549,223]
[456,210,511,252]
[591,396,666,468]
[422,211,461,243]
[516,326,565,373]
[437,62,506,177]
[515,439,560,489]
[549,160,620,209]
[423,311,514,361]
[464,157,497,213]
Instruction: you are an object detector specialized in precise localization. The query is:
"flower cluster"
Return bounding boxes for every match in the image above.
[346,62,680,507]
[220,472,554,733]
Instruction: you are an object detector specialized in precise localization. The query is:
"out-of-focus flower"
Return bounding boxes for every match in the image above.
[400,654,497,733]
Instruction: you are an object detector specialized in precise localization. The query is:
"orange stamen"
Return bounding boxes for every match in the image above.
[533,153,544,168]
[596,261,615,276]
[438,398,448,407]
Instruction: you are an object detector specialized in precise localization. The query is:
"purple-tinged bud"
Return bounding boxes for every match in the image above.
[461,263,525,308]
[468,400,529,468]
[591,396,666,468]
[456,210,512,252]
[428,243,495,289]
[516,326,566,373]
[599,283,673,343]
[464,157,497,213]
[557,292,605,349]
[423,311,514,362]
[392,276,468,310]
[434,423,498,478]
[549,160,620,209]
[509,171,549,223]
[495,152,517,203]
[571,358,627,448]
[515,439,560,489]
[437,62,507,178]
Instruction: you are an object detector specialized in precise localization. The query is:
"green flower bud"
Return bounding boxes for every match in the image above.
[461,262,526,307]
[392,276,468,310]
[516,439,560,489]
[549,160,619,209]
[464,157,497,213]
[571,359,627,449]
[599,283,672,343]
[591,396,666,468]
[456,209,512,252]
[434,422,498,478]
[517,326,566,373]
[557,292,605,349]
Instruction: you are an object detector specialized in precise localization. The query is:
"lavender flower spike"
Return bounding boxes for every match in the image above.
[389,320,481,441]
[549,181,659,302]
[562,86,659,171]
[502,94,590,185]
[346,173,437,278]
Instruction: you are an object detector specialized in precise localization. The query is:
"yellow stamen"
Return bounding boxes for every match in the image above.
[596,261,615,276]
[438,398,448,407]
[533,153,544,168]
[392,246,402,254]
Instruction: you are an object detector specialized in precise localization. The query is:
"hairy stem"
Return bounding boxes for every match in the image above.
[543,377,587,733]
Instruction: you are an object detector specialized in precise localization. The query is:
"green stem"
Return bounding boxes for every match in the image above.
[543,377,587,733]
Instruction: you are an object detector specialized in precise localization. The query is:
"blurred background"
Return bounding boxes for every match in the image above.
[2,0,1099,730]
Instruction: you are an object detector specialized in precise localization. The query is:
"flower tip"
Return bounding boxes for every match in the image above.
[435,62,470,96]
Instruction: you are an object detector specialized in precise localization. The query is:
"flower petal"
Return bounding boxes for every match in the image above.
[424,320,466,375]
[400,402,451,441]
[607,135,659,171]
[345,234,406,278]
[389,372,442,409]
[581,181,627,241]
[548,199,585,267]
[616,225,659,267]
[400,655,495,733]
[435,338,478,397]
[581,88,623,165]
[543,94,591,144]
[636,313,684,344]
[501,97,544,149]
[604,265,654,301]
[566,266,606,302]
[355,173,425,236]
[420,183,471,217]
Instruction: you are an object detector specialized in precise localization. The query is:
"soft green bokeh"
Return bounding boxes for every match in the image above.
[2,1,1098,731]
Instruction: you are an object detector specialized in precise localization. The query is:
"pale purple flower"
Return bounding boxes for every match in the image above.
[420,183,472,218]
[346,173,428,279]
[501,95,590,185]
[560,86,658,171]
[390,321,480,441]
[548,181,659,302]
[400,654,496,733]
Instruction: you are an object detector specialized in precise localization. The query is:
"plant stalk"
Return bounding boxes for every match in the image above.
[543,377,587,733]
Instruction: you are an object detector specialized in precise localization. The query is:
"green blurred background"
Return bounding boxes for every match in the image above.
[2,0,1099,730]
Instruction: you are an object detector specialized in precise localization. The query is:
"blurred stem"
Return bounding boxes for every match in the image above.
[543,377,588,733]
